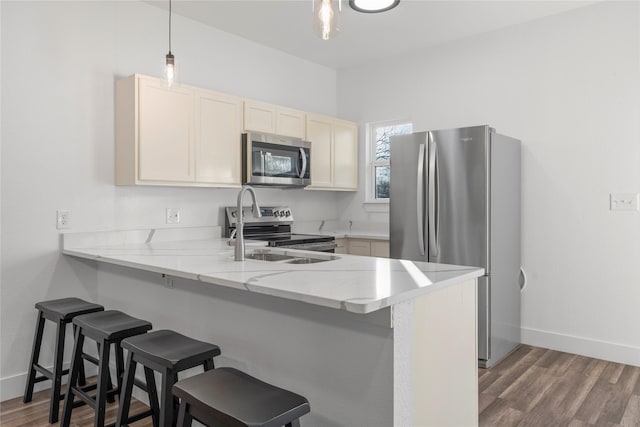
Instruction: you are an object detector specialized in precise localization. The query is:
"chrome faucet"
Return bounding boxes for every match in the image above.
[234,185,261,261]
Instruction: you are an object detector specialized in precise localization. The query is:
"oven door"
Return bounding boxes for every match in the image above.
[243,132,311,187]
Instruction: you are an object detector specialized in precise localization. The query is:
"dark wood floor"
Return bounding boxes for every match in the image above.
[0,381,153,427]
[2,345,639,426]
[480,345,640,427]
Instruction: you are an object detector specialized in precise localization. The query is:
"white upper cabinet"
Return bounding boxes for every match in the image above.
[306,113,358,191]
[196,89,243,185]
[244,100,306,139]
[116,74,241,187]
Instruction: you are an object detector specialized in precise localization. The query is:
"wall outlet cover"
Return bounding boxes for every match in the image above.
[166,208,181,224]
[56,210,70,229]
[610,193,639,211]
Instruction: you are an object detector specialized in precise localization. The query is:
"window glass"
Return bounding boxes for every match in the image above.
[368,122,412,202]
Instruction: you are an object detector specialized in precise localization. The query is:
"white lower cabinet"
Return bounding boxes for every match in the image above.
[334,238,389,257]
[116,74,241,187]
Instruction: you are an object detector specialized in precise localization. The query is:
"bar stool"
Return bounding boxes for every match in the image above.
[172,368,310,427]
[61,310,152,427]
[23,297,104,423]
[116,329,221,427]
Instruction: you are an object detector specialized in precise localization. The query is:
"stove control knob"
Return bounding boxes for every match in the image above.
[274,211,280,217]
[285,210,291,217]
[231,211,237,218]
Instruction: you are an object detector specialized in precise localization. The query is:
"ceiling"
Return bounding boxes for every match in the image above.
[146,0,595,70]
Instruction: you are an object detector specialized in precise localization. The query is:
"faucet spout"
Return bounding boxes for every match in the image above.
[235,185,261,261]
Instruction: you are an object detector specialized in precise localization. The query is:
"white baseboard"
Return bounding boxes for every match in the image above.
[521,326,640,367]
[0,362,99,402]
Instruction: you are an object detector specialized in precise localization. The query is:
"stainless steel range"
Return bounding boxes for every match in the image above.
[224,206,336,252]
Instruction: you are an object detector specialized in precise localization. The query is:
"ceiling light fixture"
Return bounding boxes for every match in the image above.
[313,0,341,41]
[165,0,175,87]
[349,0,399,13]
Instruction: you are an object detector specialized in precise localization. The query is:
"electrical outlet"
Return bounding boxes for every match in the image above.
[610,193,639,211]
[56,210,70,229]
[166,208,181,224]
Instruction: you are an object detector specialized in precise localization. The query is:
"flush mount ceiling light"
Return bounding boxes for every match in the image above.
[349,0,399,13]
[313,0,341,41]
[165,0,176,87]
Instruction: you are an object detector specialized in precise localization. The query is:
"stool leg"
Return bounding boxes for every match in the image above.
[61,327,85,427]
[73,324,87,387]
[95,340,111,427]
[23,311,45,403]
[159,369,178,427]
[97,341,115,403]
[115,343,125,395]
[144,367,160,427]
[286,420,301,427]
[176,400,192,427]
[203,359,215,371]
[116,352,137,427]
[48,318,66,423]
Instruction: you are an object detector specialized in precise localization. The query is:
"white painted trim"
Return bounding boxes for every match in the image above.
[0,363,98,402]
[521,327,640,367]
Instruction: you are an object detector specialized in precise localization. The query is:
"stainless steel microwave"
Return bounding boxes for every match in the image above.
[242,132,311,187]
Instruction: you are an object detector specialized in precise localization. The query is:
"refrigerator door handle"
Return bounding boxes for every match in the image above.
[428,136,439,257]
[417,143,426,256]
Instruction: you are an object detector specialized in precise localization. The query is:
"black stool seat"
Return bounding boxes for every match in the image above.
[35,297,104,321]
[116,330,221,427]
[173,368,310,427]
[24,298,104,424]
[73,310,153,340]
[121,329,221,370]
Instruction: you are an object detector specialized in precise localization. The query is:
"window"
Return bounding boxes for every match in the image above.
[365,120,413,205]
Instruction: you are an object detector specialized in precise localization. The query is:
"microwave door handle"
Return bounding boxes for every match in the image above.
[260,150,265,176]
[298,148,307,178]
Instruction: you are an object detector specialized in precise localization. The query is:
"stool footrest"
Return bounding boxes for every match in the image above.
[125,408,154,424]
[72,388,98,410]
[33,364,53,379]
[133,378,148,393]
[32,375,49,384]
[82,353,99,365]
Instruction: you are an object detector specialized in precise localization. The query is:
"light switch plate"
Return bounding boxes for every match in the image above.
[610,193,639,211]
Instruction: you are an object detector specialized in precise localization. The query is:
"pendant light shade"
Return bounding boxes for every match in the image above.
[165,0,176,87]
[349,0,399,13]
[313,0,341,40]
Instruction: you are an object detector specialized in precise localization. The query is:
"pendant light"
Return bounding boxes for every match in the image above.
[165,0,175,87]
[313,0,341,41]
[349,0,399,13]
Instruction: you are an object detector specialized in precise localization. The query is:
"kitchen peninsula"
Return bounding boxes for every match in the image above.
[63,226,483,427]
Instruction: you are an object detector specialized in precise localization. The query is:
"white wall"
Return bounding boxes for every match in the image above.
[337,1,640,365]
[0,0,338,399]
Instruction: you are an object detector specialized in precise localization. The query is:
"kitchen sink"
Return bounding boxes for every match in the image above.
[245,252,297,262]
[245,249,338,264]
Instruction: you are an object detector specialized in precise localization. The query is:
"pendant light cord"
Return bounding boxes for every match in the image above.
[168,0,172,53]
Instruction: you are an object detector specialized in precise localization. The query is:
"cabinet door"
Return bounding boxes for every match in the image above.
[333,120,358,190]
[244,100,276,134]
[306,114,333,188]
[371,241,390,258]
[334,238,348,254]
[348,239,371,256]
[276,107,306,138]
[138,77,194,182]
[196,90,242,185]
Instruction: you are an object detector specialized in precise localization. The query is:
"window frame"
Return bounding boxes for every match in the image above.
[364,119,413,209]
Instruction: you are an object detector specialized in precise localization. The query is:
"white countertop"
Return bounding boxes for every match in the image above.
[62,226,483,314]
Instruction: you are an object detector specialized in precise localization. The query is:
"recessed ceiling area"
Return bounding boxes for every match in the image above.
[145,0,596,70]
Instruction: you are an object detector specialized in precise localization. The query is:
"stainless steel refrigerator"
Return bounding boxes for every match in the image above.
[390,125,521,368]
